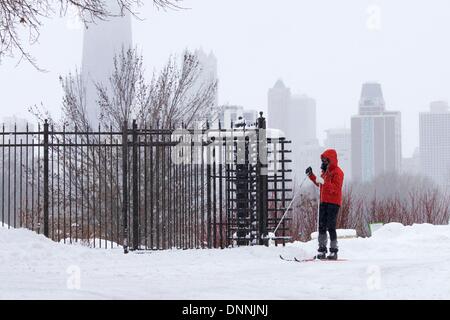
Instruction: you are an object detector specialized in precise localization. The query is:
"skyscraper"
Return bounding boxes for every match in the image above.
[351,83,402,182]
[243,110,258,127]
[268,80,291,136]
[358,82,386,115]
[268,80,322,180]
[194,49,218,108]
[290,94,318,145]
[325,128,352,182]
[402,148,420,176]
[419,101,450,188]
[81,1,132,126]
[192,49,219,126]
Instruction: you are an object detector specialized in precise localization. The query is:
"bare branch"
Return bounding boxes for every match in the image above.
[0,0,182,69]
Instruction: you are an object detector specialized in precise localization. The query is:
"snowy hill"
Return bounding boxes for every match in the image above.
[1,223,450,299]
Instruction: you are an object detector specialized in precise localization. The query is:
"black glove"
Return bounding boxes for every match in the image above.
[305,166,313,176]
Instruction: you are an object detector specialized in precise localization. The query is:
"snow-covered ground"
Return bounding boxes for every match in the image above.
[1,222,450,299]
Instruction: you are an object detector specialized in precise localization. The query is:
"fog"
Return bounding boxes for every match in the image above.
[2,0,450,157]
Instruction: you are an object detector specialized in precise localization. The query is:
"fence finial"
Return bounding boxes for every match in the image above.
[257,112,266,129]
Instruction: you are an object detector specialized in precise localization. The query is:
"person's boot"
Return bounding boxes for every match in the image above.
[315,247,327,260]
[327,248,338,260]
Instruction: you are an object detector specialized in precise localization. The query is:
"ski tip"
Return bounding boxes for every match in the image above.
[280,255,295,261]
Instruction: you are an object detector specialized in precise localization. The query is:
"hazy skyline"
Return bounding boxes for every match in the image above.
[2,0,450,157]
[81,0,133,125]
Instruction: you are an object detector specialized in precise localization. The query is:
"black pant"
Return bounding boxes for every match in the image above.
[318,202,340,252]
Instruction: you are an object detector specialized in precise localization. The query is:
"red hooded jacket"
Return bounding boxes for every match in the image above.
[308,149,344,206]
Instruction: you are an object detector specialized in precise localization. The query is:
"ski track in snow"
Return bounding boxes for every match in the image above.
[1,222,450,299]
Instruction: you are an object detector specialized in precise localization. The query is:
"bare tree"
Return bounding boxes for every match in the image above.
[0,0,182,69]
[28,47,217,246]
[31,47,217,131]
[97,48,218,130]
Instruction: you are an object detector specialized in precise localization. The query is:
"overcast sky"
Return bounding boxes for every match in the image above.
[1,0,450,157]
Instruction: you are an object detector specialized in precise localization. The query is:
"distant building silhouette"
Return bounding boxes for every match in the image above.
[401,148,420,176]
[290,94,318,145]
[218,105,257,129]
[351,82,402,182]
[419,101,450,188]
[1,117,34,227]
[268,80,291,134]
[192,49,219,126]
[325,128,351,182]
[358,82,386,115]
[268,80,322,181]
[243,110,258,127]
[81,0,132,126]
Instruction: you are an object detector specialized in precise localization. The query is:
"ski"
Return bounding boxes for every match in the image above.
[280,255,348,263]
[298,258,348,262]
[294,257,317,262]
[279,255,298,261]
[280,255,315,262]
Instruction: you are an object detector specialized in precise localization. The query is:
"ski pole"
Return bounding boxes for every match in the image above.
[316,183,321,236]
[272,174,308,236]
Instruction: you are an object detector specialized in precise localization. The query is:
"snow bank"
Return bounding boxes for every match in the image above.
[59,238,121,249]
[1,222,11,229]
[1,222,450,299]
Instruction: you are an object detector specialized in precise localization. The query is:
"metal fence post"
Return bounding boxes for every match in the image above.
[43,120,49,238]
[205,121,213,248]
[122,121,129,254]
[132,120,139,250]
[206,141,212,249]
[257,112,269,246]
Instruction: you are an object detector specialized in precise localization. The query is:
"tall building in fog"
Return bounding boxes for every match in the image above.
[325,128,351,182]
[351,83,402,182]
[195,49,218,108]
[268,80,322,180]
[402,148,420,176]
[290,94,318,145]
[419,101,450,188]
[268,80,291,135]
[243,110,258,126]
[193,49,219,126]
[1,117,34,227]
[81,1,132,126]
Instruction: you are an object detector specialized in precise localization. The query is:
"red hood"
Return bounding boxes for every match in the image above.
[321,149,338,170]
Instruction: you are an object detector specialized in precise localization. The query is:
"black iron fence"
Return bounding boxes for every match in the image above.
[0,114,292,253]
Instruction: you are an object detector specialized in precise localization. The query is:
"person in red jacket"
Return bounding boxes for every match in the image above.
[305,149,344,260]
